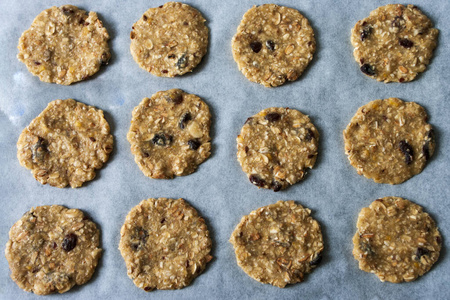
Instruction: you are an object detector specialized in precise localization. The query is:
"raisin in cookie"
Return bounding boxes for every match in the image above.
[127,89,211,179]
[232,4,316,87]
[17,99,114,188]
[353,197,442,283]
[237,107,319,191]
[351,4,438,82]
[343,98,434,184]
[230,200,324,288]
[17,5,110,85]
[5,205,102,295]
[130,2,208,77]
[119,198,213,291]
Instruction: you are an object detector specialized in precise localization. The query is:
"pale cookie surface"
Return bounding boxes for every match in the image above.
[17,5,110,85]
[130,2,208,77]
[232,4,316,87]
[119,198,213,291]
[343,98,434,184]
[230,200,324,288]
[5,205,102,295]
[237,107,319,191]
[127,89,211,179]
[17,99,114,188]
[353,197,442,283]
[351,4,438,83]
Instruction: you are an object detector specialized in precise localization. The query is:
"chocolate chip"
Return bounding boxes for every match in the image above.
[179,112,192,129]
[415,247,430,260]
[162,70,168,74]
[32,137,48,163]
[271,181,282,192]
[360,64,375,76]
[399,140,414,165]
[250,41,262,53]
[309,253,322,266]
[176,54,187,69]
[305,128,315,141]
[152,133,172,147]
[399,38,414,48]
[62,233,77,252]
[360,27,371,41]
[249,175,265,188]
[266,40,275,51]
[265,112,281,122]
[188,139,201,150]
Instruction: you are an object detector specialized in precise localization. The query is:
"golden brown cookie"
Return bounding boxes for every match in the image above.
[353,197,442,283]
[17,5,110,85]
[351,4,438,82]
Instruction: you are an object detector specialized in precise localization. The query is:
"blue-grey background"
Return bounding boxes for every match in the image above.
[0,0,449,299]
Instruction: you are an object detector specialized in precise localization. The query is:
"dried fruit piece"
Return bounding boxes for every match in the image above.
[32,137,48,163]
[176,54,188,69]
[309,253,322,266]
[250,41,262,53]
[188,139,201,150]
[271,180,282,192]
[399,38,414,48]
[360,64,375,76]
[399,140,413,165]
[249,175,266,188]
[179,112,192,129]
[360,26,371,41]
[305,128,314,141]
[415,247,430,260]
[62,233,77,252]
[151,133,172,147]
[266,40,275,51]
[265,112,281,122]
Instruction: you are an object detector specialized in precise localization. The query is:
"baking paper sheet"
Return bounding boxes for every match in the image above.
[1,0,449,299]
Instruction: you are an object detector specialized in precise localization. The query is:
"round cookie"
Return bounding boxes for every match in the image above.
[119,198,213,291]
[353,197,442,283]
[130,2,208,77]
[17,5,110,85]
[343,98,434,184]
[127,89,211,179]
[351,4,438,83]
[237,107,319,191]
[5,205,102,295]
[17,99,114,188]
[232,4,316,87]
[230,200,324,288]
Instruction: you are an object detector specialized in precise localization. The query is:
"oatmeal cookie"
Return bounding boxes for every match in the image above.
[5,205,102,295]
[353,197,442,283]
[17,5,110,85]
[127,89,211,179]
[237,107,319,191]
[230,200,324,287]
[343,98,434,184]
[351,4,438,82]
[17,99,114,188]
[130,2,208,77]
[119,198,213,291]
[232,4,316,87]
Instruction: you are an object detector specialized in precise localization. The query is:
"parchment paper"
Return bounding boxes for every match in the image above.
[1,1,449,299]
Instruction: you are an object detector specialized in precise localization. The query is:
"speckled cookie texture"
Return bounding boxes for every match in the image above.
[17,99,114,188]
[127,89,211,179]
[230,200,324,288]
[130,2,208,77]
[119,198,213,291]
[5,205,102,295]
[17,5,110,85]
[232,4,316,87]
[343,98,434,184]
[237,107,319,191]
[353,197,442,283]
[351,4,438,83]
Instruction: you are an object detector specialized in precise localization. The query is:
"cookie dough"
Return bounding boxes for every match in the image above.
[353,197,442,283]
[119,198,213,291]
[351,4,438,83]
[237,107,319,191]
[230,200,324,287]
[130,2,208,77]
[5,205,102,295]
[232,4,316,87]
[343,98,434,184]
[17,99,114,188]
[17,5,110,85]
[127,89,211,179]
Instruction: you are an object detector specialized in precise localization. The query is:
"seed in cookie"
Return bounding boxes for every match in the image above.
[127,89,211,179]
[130,2,209,77]
[17,5,110,85]
[17,99,114,188]
[119,198,213,291]
[237,107,319,191]
[343,98,434,184]
[5,205,102,295]
[351,4,438,83]
[230,200,324,287]
[232,4,316,87]
[352,197,441,283]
